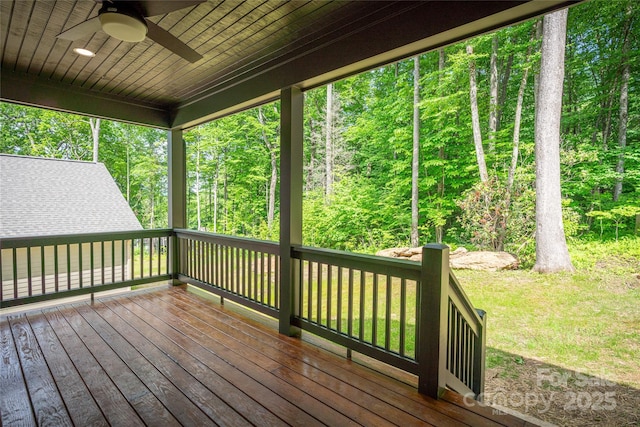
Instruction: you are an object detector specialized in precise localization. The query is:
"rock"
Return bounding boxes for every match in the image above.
[375,247,410,258]
[451,247,468,255]
[376,245,519,271]
[450,250,519,271]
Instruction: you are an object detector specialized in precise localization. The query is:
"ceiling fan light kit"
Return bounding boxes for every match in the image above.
[56,0,205,63]
[99,10,148,42]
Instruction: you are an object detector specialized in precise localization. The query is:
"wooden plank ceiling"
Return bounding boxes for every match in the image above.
[0,0,576,129]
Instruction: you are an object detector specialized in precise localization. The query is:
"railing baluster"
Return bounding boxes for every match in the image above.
[274,252,279,309]
[140,238,145,279]
[122,240,126,281]
[207,243,213,283]
[359,270,365,341]
[326,264,332,329]
[27,246,32,296]
[157,238,162,277]
[131,239,136,280]
[67,244,72,290]
[254,250,259,302]
[385,275,391,351]
[0,248,3,301]
[267,252,272,306]
[12,248,18,299]
[40,246,46,295]
[400,278,406,357]
[258,251,263,304]
[78,243,83,288]
[372,273,378,346]
[447,300,453,371]
[337,266,343,333]
[316,262,322,325]
[306,260,312,320]
[100,241,105,284]
[240,249,246,298]
[347,268,354,337]
[110,240,115,283]
[54,244,59,293]
[149,237,153,277]
[456,310,462,378]
[90,241,95,287]
[200,240,205,281]
[224,244,229,291]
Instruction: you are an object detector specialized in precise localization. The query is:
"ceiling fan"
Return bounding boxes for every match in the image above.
[57,0,205,63]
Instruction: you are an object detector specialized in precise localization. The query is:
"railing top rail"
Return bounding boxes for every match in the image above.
[0,229,173,248]
[292,245,421,280]
[449,270,484,326]
[174,228,279,254]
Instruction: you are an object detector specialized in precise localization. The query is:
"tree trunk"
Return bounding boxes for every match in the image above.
[213,159,219,233]
[497,49,514,131]
[325,83,334,201]
[90,117,100,162]
[435,48,446,243]
[411,56,420,247]
[126,144,130,202]
[533,19,543,107]
[195,141,202,230]
[533,9,575,273]
[613,1,632,202]
[467,45,489,183]
[508,29,535,190]
[150,191,155,229]
[488,35,499,152]
[223,162,228,233]
[258,106,277,230]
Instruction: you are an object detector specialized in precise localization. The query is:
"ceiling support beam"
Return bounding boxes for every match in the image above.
[172,0,575,129]
[0,68,171,129]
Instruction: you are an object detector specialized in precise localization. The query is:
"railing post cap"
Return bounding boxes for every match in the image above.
[423,243,449,250]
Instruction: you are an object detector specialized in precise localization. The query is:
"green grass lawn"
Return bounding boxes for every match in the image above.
[455,236,640,388]
[453,236,639,425]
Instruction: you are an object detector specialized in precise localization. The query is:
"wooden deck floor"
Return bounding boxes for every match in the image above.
[1,285,535,426]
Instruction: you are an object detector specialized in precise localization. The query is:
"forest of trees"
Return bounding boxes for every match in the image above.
[1,1,637,268]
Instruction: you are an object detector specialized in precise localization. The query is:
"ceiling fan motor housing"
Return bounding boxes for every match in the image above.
[99,5,148,42]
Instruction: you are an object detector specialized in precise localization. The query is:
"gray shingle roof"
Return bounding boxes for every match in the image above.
[0,155,142,238]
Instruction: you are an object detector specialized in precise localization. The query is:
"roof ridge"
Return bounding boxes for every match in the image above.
[0,154,101,165]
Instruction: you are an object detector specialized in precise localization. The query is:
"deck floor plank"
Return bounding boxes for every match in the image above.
[152,289,440,427]
[26,311,108,426]
[162,287,495,427]
[8,314,73,427]
[129,292,351,426]
[72,303,216,426]
[102,297,291,427]
[0,317,36,427]
[93,299,254,427]
[0,285,536,427]
[112,294,324,426]
[132,291,403,427]
[46,307,174,426]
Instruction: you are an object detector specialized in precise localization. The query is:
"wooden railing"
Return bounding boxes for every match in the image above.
[291,245,421,373]
[175,229,280,318]
[1,229,485,399]
[0,229,173,308]
[444,271,487,397]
